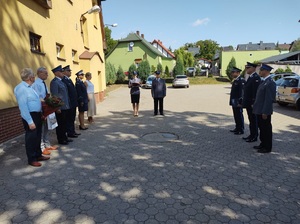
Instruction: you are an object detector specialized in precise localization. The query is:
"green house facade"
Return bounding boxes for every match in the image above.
[106,32,175,76]
[219,50,280,76]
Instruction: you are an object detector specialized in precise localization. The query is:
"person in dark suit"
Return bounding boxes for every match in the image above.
[62,65,81,138]
[253,64,276,153]
[229,67,245,135]
[75,70,89,130]
[151,71,166,116]
[50,65,72,145]
[242,62,261,142]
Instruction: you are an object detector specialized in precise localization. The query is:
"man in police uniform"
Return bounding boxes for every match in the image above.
[242,62,261,142]
[229,67,245,135]
[62,65,80,138]
[50,65,72,145]
[151,71,166,116]
[253,64,276,153]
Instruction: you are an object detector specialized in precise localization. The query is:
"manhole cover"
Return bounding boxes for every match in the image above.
[142,132,179,142]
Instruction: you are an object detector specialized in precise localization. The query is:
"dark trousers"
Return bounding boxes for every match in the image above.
[257,114,272,150]
[154,98,164,115]
[55,109,68,142]
[66,107,76,135]
[246,106,258,138]
[22,112,42,163]
[232,106,244,132]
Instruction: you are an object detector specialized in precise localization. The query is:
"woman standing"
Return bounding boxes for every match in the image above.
[128,71,141,117]
[84,72,96,123]
[75,70,88,130]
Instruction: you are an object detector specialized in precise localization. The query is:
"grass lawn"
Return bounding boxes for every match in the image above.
[187,76,230,85]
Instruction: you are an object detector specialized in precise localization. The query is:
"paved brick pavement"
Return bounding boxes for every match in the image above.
[0,84,299,224]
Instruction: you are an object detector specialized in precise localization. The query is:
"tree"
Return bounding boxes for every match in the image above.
[116,65,126,83]
[128,64,136,79]
[226,57,236,81]
[174,48,194,68]
[275,68,284,74]
[173,52,184,77]
[165,65,170,77]
[137,60,150,81]
[105,62,116,84]
[291,38,300,52]
[195,39,220,60]
[285,65,292,73]
[157,63,163,73]
[104,27,118,55]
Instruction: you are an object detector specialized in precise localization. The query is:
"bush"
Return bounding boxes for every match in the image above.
[128,64,136,80]
[226,57,236,81]
[137,60,151,81]
[116,65,126,83]
[105,62,116,85]
[275,68,285,74]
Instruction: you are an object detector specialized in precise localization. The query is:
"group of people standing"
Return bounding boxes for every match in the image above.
[229,62,276,153]
[14,65,96,167]
[128,70,166,117]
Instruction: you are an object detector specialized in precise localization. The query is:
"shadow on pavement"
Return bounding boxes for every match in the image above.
[0,110,299,223]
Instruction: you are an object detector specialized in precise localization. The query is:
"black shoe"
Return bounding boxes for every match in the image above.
[253,145,264,150]
[67,139,73,142]
[234,131,244,135]
[68,134,78,138]
[74,132,81,136]
[154,114,158,116]
[58,141,69,145]
[79,126,88,130]
[230,129,237,132]
[246,138,257,142]
[242,135,251,140]
[257,148,271,153]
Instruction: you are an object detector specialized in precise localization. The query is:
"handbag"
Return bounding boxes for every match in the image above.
[47,112,58,130]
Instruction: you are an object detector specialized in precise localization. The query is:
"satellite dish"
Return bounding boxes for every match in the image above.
[129,42,134,47]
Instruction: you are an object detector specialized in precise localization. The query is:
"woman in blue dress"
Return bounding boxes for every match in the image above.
[75,70,88,130]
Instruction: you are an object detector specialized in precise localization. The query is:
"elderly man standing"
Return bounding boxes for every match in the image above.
[253,64,276,153]
[242,62,261,142]
[32,67,58,155]
[50,65,72,145]
[14,68,50,167]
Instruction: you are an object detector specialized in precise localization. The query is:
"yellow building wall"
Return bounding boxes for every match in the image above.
[0,0,106,110]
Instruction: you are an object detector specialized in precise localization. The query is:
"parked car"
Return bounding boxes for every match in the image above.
[276,75,300,110]
[144,75,155,89]
[271,72,298,81]
[172,75,189,88]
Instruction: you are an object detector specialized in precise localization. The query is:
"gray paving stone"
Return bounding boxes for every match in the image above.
[0,85,299,223]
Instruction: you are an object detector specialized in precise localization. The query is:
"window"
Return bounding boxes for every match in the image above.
[72,50,79,63]
[30,32,42,53]
[56,43,65,61]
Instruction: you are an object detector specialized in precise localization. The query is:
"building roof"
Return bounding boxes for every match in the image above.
[260,51,300,64]
[278,43,291,51]
[115,32,166,58]
[79,51,104,63]
[187,47,200,56]
[237,41,276,51]
[151,39,175,58]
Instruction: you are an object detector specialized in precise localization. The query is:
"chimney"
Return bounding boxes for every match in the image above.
[136,31,140,36]
[141,34,144,39]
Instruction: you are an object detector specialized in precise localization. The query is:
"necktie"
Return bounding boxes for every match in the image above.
[42,81,48,94]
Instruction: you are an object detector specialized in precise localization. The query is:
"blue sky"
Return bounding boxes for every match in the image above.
[102,0,300,50]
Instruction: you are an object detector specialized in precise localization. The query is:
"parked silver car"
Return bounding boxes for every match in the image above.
[144,75,155,89]
[276,75,300,110]
[172,75,189,88]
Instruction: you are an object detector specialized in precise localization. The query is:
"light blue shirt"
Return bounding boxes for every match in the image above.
[32,77,48,99]
[14,81,42,125]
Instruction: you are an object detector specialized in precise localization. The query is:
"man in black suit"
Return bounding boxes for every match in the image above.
[62,65,81,138]
[253,64,276,153]
[229,67,245,135]
[151,71,166,116]
[242,62,261,142]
